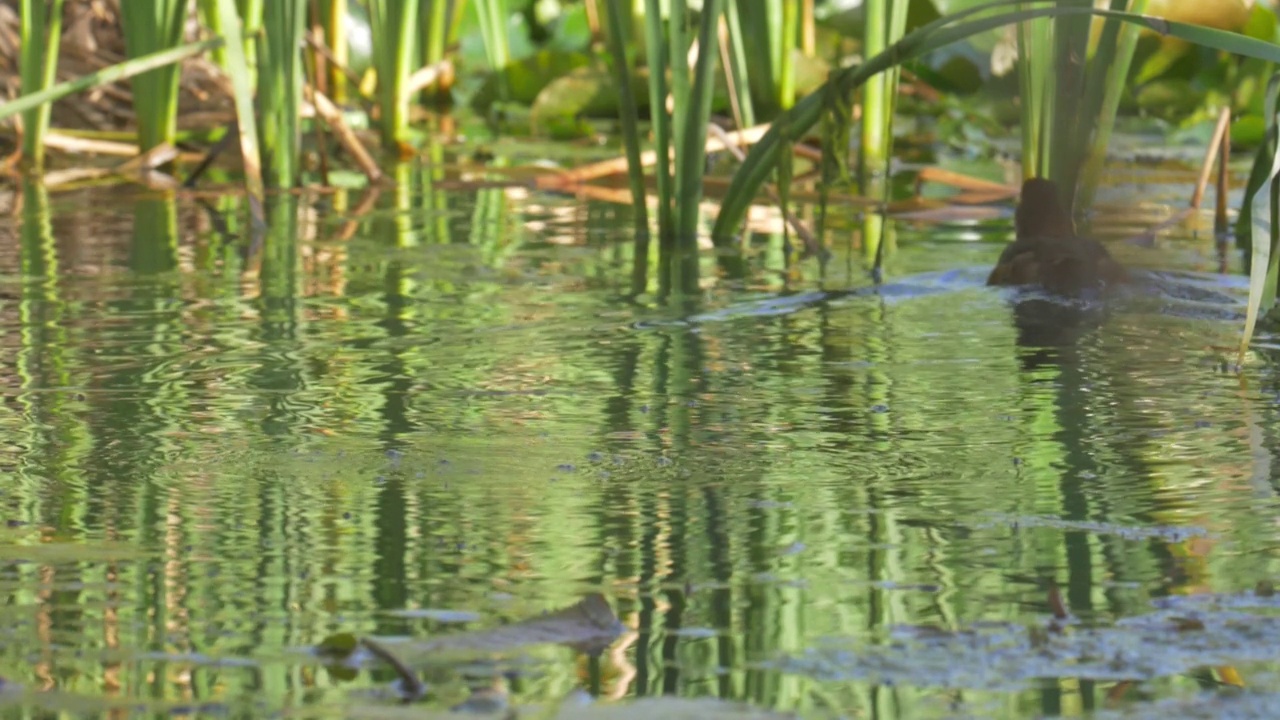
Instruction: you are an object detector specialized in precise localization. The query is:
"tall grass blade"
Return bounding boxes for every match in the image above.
[643,0,674,246]
[734,0,778,117]
[474,0,510,102]
[1239,73,1280,360]
[712,2,1280,242]
[862,0,887,186]
[18,0,65,171]
[603,0,650,243]
[259,1,308,187]
[1,39,223,123]
[674,0,726,246]
[778,0,798,110]
[667,0,693,277]
[420,0,452,103]
[1049,0,1090,203]
[202,1,264,75]
[1078,0,1151,209]
[325,0,349,102]
[723,0,755,127]
[1018,3,1056,180]
[119,0,189,152]
[213,0,266,224]
[369,0,422,148]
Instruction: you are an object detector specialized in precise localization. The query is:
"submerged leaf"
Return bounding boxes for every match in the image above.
[350,594,626,670]
[316,632,360,658]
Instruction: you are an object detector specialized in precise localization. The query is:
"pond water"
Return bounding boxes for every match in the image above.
[1,163,1279,720]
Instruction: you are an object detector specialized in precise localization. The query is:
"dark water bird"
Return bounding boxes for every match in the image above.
[987,177,1127,297]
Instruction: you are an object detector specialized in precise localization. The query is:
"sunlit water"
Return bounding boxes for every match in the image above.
[0,169,1279,720]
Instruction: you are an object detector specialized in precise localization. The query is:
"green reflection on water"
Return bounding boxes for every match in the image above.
[0,169,1275,718]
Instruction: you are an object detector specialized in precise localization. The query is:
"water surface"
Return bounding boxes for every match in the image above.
[0,169,1278,719]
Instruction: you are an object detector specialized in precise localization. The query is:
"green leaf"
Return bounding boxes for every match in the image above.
[712,1,1280,242]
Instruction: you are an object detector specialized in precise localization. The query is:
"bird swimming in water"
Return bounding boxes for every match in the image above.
[986,177,1127,297]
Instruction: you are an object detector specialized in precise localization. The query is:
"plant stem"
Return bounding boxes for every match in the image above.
[18,0,65,170]
[603,0,650,238]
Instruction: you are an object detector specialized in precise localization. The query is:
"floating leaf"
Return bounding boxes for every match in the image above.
[316,632,360,658]
[356,594,626,669]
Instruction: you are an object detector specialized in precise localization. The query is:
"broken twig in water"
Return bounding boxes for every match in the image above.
[708,123,821,256]
[360,637,426,700]
[1191,106,1231,213]
[306,85,385,184]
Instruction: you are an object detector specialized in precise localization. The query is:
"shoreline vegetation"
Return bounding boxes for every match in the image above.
[2,1,1280,355]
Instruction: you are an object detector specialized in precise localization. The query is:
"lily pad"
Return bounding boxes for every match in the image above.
[470,50,594,114]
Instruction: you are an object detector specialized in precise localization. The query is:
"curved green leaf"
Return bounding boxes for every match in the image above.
[711,2,1280,242]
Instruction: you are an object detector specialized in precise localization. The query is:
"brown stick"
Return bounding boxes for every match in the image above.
[45,143,182,189]
[303,32,367,98]
[916,166,1016,194]
[404,60,453,97]
[306,1,332,187]
[306,85,385,184]
[1191,106,1231,211]
[537,124,773,188]
[1216,110,1231,232]
[359,637,425,699]
[718,16,746,132]
[708,123,821,255]
[42,132,203,161]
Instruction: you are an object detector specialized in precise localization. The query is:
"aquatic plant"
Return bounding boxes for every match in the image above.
[211,0,265,216]
[368,0,422,148]
[17,0,65,171]
[118,0,189,152]
[712,2,1280,239]
[258,1,308,187]
[860,0,910,265]
[602,0,650,263]
[474,0,512,93]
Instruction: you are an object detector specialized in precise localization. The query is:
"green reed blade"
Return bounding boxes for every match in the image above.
[213,0,265,221]
[643,0,674,242]
[369,0,422,147]
[119,0,190,152]
[1239,73,1280,360]
[1,39,223,123]
[473,0,509,105]
[259,1,308,187]
[324,0,349,102]
[778,0,797,110]
[712,2,1280,242]
[18,0,65,170]
[1077,0,1150,209]
[674,0,726,245]
[724,0,755,128]
[1049,0,1091,206]
[603,0,650,241]
[668,0,691,242]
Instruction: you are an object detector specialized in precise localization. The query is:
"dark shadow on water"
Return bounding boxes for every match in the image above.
[1009,296,1106,371]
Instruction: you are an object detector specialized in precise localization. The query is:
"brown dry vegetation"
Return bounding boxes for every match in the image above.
[0,0,234,137]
